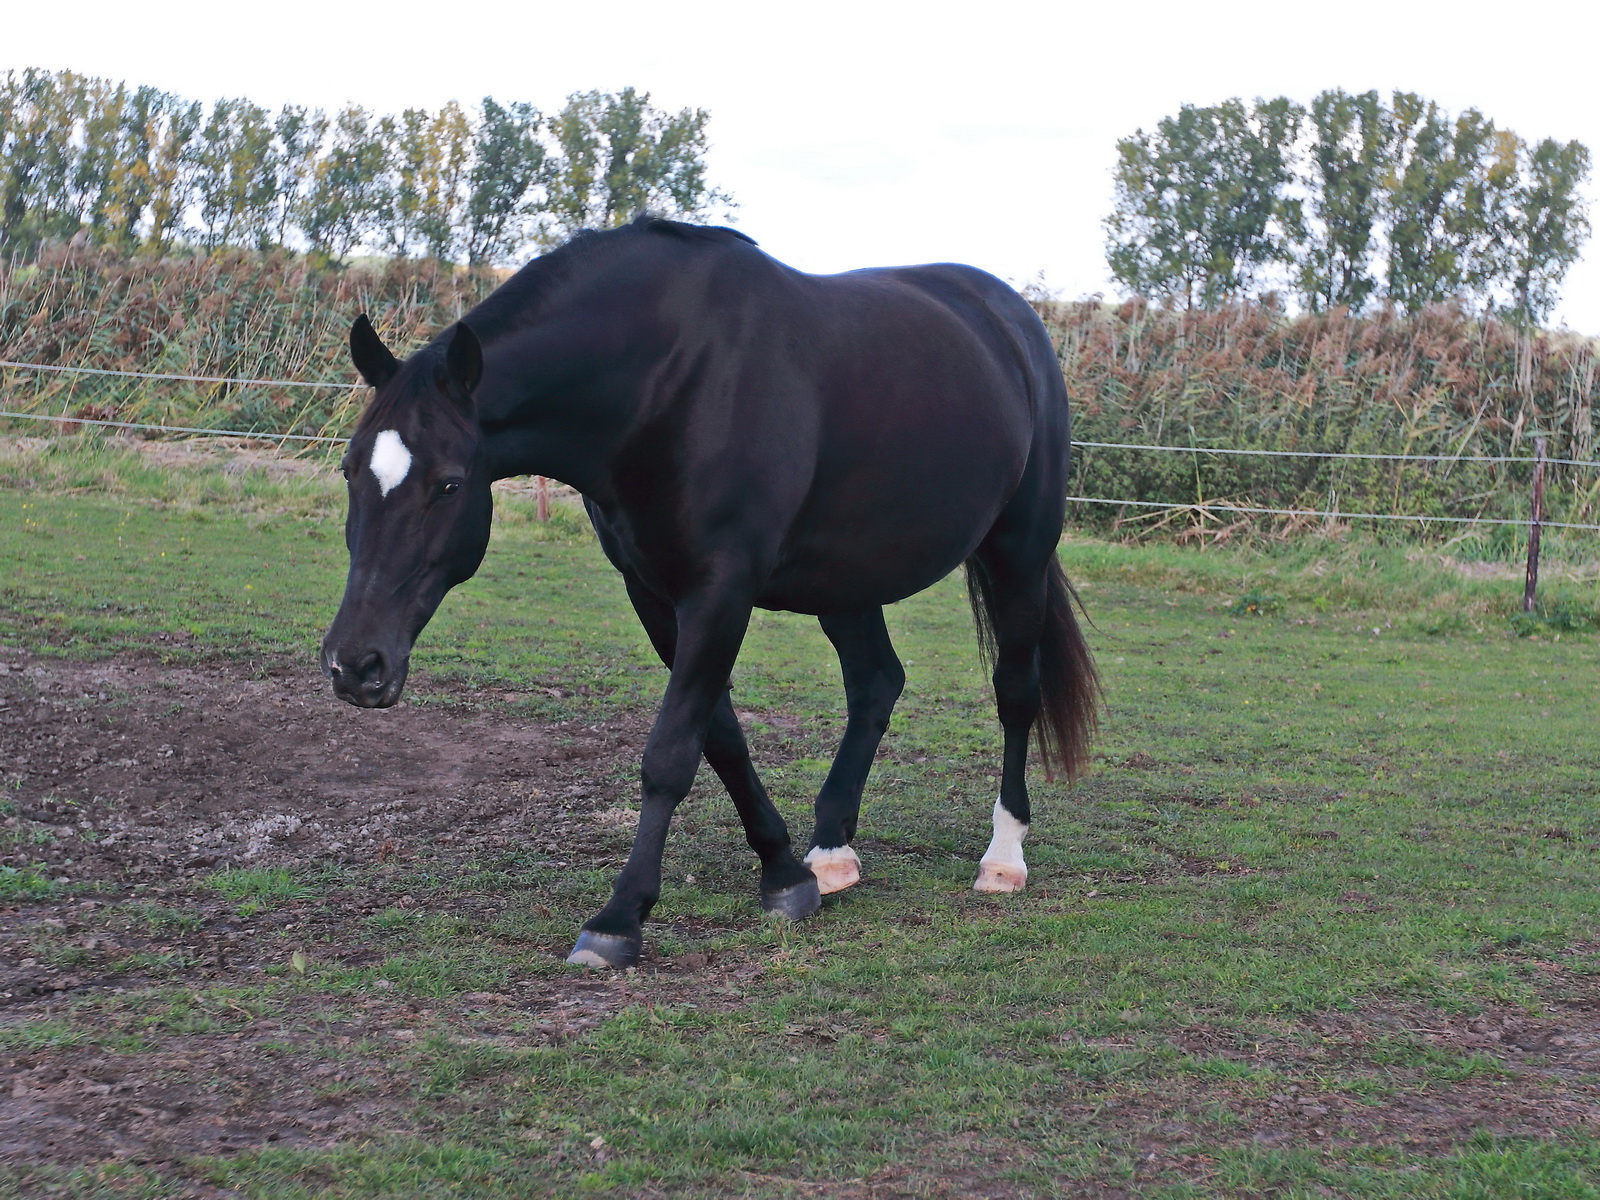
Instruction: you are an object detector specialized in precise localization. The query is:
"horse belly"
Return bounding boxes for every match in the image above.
[756,456,1015,614]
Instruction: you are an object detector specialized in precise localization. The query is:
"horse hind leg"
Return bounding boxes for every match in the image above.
[967,554,1046,894]
[806,608,905,894]
[967,542,1100,893]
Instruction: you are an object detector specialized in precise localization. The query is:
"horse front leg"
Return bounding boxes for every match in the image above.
[621,575,816,908]
[567,590,817,969]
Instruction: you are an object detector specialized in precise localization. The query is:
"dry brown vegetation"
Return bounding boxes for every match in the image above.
[1044,297,1600,530]
[0,246,499,439]
[4,250,1600,530]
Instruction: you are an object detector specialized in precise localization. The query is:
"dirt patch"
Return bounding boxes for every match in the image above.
[0,648,644,887]
[0,648,790,1174]
[4,958,763,1169]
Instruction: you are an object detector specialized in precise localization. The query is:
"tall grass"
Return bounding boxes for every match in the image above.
[1044,297,1600,533]
[0,245,498,439]
[4,250,1599,537]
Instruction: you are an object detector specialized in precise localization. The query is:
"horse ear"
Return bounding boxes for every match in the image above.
[350,314,399,387]
[444,322,483,400]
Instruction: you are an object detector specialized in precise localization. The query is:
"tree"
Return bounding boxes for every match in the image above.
[145,96,203,253]
[1501,138,1592,323]
[384,107,431,258]
[1105,98,1303,308]
[416,101,472,260]
[0,69,81,253]
[543,87,729,244]
[461,98,544,264]
[1379,95,1514,312]
[1109,90,1591,323]
[194,98,278,249]
[270,105,328,249]
[97,85,165,250]
[1296,89,1388,312]
[0,68,734,266]
[300,104,392,262]
[73,77,130,241]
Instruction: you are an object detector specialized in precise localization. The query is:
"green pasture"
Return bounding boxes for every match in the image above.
[5,436,1600,1197]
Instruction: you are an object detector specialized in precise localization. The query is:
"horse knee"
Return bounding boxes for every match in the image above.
[640,744,700,804]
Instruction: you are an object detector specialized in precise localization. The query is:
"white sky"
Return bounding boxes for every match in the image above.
[8,0,1600,331]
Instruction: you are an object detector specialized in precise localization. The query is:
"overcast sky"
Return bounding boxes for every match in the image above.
[8,0,1599,331]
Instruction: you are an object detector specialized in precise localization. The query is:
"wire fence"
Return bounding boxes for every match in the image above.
[2,356,1596,534]
[0,409,345,443]
[0,359,355,390]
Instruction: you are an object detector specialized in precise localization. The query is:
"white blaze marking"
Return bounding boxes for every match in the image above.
[368,429,413,497]
[978,796,1028,883]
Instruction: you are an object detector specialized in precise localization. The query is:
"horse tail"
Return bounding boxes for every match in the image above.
[966,553,1100,782]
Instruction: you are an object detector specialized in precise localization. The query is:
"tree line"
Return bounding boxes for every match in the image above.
[0,68,730,265]
[1104,90,1592,322]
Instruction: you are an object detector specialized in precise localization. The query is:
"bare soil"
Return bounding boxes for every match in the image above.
[0,648,645,890]
[0,649,767,1173]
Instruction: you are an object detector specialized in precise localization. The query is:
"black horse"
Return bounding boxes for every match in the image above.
[322,217,1099,968]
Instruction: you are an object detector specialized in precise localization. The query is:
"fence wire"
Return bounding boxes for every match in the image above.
[0,357,1593,531]
[1063,496,1600,533]
[1075,439,1600,470]
[0,409,344,443]
[0,359,355,390]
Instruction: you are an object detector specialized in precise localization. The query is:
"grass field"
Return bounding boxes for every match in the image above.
[4,436,1600,1197]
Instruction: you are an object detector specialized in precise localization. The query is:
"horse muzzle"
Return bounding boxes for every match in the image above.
[321,641,410,709]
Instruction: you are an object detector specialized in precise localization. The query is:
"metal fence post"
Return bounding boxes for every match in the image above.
[1524,437,1547,614]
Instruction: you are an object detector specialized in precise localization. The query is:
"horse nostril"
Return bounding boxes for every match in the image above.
[354,650,385,688]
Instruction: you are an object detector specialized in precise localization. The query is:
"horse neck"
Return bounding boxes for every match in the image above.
[474,313,649,500]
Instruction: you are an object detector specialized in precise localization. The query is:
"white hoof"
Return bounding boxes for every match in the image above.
[975,798,1029,893]
[974,861,1028,893]
[803,845,861,894]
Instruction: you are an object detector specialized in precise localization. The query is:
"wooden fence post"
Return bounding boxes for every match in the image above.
[536,475,549,522]
[1524,437,1547,614]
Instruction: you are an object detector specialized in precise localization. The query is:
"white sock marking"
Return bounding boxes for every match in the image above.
[980,797,1028,874]
[369,429,412,497]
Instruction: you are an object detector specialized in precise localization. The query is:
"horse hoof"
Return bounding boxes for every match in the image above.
[760,877,822,920]
[973,861,1027,893]
[566,930,641,968]
[803,845,861,894]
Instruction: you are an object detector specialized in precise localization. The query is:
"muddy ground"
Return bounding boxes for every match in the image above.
[0,648,739,1174]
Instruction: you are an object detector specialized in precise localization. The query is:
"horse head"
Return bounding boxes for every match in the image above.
[321,314,491,708]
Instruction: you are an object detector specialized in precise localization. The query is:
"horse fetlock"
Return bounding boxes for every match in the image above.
[804,845,862,894]
[756,848,814,895]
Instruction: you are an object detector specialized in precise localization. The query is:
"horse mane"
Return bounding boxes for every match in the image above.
[352,216,755,431]
[462,215,755,343]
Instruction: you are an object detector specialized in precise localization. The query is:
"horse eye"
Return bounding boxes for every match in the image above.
[442,481,461,496]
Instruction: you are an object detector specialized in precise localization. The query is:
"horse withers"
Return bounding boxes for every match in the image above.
[321,217,1099,968]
